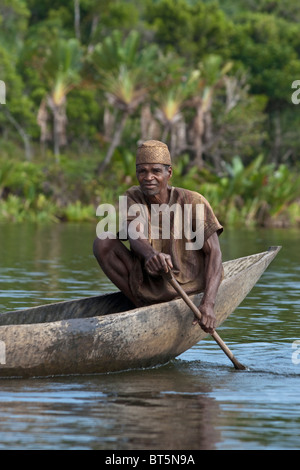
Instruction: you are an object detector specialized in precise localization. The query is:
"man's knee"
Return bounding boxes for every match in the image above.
[93,233,117,260]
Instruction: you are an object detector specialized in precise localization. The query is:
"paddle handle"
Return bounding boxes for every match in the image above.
[164,271,246,370]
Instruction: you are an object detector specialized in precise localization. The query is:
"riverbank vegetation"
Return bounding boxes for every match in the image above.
[0,0,300,227]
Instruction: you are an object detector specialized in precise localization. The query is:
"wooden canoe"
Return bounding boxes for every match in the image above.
[0,246,281,378]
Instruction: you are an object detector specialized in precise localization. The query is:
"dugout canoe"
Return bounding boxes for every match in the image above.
[0,246,281,378]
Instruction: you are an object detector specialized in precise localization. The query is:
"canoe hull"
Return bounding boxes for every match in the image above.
[0,247,281,378]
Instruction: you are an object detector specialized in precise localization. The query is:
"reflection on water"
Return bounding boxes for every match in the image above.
[0,364,221,450]
[0,223,116,312]
[0,223,299,450]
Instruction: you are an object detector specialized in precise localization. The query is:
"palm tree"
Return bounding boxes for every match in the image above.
[148,70,200,159]
[37,38,82,157]
[92,30,158,173]
[187,55,233,169]
[97,65,149,172]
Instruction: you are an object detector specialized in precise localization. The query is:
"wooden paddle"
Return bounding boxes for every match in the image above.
[163,270,247,370]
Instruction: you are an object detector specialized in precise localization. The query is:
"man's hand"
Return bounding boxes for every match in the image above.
[145,252,173,276]
[193,302,216,334]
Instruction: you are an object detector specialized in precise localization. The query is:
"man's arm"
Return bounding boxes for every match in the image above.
[128,221,173,276]
[195,231,223,334]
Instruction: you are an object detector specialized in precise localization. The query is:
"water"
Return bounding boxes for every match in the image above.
[0,223,299,450]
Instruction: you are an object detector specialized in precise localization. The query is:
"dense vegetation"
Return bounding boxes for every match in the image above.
[0,0,300,227]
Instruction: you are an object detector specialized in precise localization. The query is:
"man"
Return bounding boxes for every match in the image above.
[93,140,223,334]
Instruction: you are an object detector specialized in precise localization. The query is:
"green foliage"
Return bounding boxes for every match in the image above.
[92,29,159,89]
[0,193,60,223]
[172,153,300,227]
[224,10,300,104]
[93,30,141,71]
[0,148,299,227]
[199,155,300,227]
[0,0,300,227]
[62,201,95,222]
[43,38,83,89]
[0,0,30,52]
[0,158,43,202]
[66,89,100,143]
[216,0,300,23]
[0,44,36,131]
[145,0,232,62]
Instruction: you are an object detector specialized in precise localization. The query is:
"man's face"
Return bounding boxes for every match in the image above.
[136,164,172,197]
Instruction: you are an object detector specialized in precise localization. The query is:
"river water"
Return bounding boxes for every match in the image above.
[0,222,299,450]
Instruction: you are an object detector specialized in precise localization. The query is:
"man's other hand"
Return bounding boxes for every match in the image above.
[193,302,216,334]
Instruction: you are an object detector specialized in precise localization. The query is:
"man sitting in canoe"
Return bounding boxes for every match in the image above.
[93,140,223,334]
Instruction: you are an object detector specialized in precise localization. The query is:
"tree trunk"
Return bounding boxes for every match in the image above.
[140,104,160,141]
[97,110,130,175]
[37,99,51,156]
[4,107,32,161]
[87,14,99,53]
[191,106,205,169]
[47,95,67,158]
[53,110,60,157]
[161,123,170,143]
[272,113,281,166]
[74,0,81,41]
